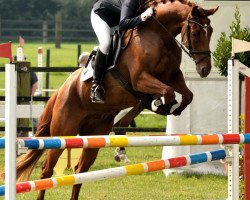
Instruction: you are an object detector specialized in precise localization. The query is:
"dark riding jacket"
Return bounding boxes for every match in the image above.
[93,0,145,31]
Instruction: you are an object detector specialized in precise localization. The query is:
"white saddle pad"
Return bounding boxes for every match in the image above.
[80,59,94,82]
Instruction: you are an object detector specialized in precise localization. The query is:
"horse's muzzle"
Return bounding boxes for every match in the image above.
[197,65,211,78]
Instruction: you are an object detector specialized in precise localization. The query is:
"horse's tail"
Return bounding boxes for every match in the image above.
[15,91,58,182]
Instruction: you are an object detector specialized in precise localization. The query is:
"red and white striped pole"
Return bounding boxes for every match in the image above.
[244,76,250,200]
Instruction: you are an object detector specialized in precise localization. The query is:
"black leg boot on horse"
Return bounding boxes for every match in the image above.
[91,49,107,103]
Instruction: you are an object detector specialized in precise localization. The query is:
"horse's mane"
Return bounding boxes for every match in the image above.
[146,0,196,8]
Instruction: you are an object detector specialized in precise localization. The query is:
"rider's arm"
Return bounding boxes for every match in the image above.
[119,0,142,31]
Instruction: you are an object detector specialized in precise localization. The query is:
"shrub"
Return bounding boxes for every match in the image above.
[213,5,250,77]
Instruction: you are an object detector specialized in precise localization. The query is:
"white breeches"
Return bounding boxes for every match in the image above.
[91,10,112,55]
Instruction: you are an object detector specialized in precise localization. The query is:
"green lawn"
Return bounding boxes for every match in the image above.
[0,146,228,200]
[0,42,95,68]
[0,42,229,199]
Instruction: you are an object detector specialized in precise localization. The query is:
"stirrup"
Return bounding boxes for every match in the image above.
[91,85,105,103]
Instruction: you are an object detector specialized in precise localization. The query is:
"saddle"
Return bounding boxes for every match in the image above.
[84,30,122,71]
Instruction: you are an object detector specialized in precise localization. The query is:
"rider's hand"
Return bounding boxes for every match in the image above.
[141,7,154,22]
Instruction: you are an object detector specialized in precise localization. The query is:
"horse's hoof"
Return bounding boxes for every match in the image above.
[123,157,131,164]
[170,103,181,114]
[172,108,182,116]
[114,155,121,162]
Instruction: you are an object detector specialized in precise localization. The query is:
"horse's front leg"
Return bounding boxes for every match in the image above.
[169,70,193,116]
[132,71,176,103]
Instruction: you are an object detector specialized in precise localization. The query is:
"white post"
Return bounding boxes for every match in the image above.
[37,47,43,96]
[16,47,24,61]
[5,64,17,200]
[227,59,239,200]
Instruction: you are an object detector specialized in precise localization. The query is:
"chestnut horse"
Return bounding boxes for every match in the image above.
[14,1,218,199]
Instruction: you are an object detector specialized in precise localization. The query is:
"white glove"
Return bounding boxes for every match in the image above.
[141,7,154,22]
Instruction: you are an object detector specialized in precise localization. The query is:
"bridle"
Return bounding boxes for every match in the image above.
[183,19,211,64]
[152,14,212,65]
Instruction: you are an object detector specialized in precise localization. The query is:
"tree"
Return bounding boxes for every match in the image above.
[213,5,250,77]
[0,0,94,20]
[57,0,93,21]
[0,0,61,20]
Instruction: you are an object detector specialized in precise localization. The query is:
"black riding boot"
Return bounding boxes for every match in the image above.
[91,49,107,103]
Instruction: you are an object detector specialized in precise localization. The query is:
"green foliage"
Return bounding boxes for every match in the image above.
[213,5,250,77]
[0,0,94,21]
[0,0,94,42]
[57,0,93,21]
[0,0,61,20]
[213,33,231,76]
[240,114,245,134]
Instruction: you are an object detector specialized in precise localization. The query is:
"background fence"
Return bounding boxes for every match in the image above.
[0,17,96,42]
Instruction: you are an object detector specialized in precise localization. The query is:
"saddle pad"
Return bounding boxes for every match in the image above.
[80,59,93,82]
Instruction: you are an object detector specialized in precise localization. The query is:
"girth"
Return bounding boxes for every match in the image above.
[109,67,145,99]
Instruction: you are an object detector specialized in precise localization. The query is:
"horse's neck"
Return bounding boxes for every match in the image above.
[152,2,192,38]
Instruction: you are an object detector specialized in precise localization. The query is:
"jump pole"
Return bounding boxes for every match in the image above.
[229,38,250,200]
[5,63,17,200]
[1,134,250,150]
[0,149,226,196]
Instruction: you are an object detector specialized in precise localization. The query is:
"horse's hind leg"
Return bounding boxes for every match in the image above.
[37,149,64,200]
[70,148,100,200]
[113,103,144,163]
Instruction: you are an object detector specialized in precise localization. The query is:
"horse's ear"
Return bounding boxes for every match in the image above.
[205,6,219,16]
[191,6,207,18]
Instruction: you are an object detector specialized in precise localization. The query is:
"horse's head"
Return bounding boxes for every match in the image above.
[146,1,218,77]
[181,6,219,77]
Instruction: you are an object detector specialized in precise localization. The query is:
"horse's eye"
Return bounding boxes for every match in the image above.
[192,31,200,38]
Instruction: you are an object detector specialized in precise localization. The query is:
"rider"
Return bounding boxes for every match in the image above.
[91,0,154,103]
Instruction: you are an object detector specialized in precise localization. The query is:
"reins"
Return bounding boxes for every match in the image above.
[152,15,193,58]
[121,30,134,50]
[152,12,211,65]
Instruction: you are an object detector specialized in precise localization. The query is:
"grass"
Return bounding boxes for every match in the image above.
[0,146,228,200]
[0,42,95,67]
[0,42,228,199]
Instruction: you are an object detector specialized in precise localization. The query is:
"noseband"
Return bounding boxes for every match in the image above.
[152,15,211,65]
